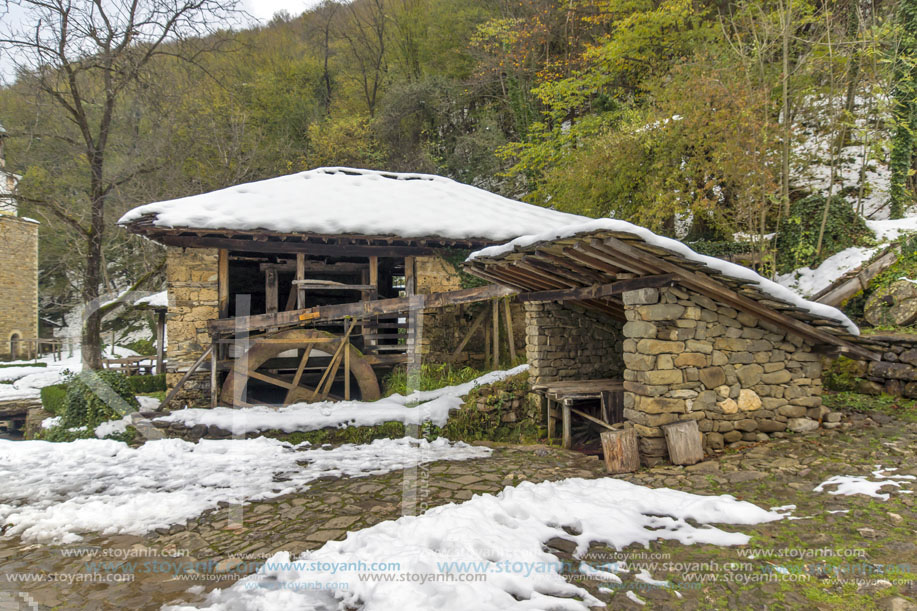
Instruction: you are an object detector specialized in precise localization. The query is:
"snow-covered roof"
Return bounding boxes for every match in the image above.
[133,291,168,309]
[118,167,587,243]
[467,219,868,350]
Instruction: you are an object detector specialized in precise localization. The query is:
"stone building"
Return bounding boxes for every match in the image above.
[466,219,878,464]
[0,123,39,360]
[119,167,582,407]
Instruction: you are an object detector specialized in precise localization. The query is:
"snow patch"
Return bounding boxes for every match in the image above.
[0,436,490,544]
[155,365,529,435]
[813,466,914,500]
[170,477,784,611]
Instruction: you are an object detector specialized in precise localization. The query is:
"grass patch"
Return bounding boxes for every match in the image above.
[39,383,68,415]
[382,362,485,397]
[0,362,47,369]
[823,391,917,423]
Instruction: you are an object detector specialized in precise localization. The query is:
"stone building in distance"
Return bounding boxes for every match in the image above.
[0,123,39,359]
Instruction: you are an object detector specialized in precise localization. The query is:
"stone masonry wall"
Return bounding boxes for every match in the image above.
[0,216,38,358]
[524,302,624,385]
[166,247,219,407]
[622,286,828,465]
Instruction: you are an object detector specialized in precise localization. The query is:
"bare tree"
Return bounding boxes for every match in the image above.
[0,0,242,369]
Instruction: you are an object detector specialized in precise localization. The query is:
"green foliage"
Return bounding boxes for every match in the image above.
[127,373,166,394]
[440,249,489,289]
[688,240,755,258]
[59,370,140,430]
[823,391,917,423]
[382,362,485,397]
[126,339,156,356]
[0,362,47,369]
[822,357,865,391]
[775,195,872,274]
[889,0,917,219]
[39,383,68,415]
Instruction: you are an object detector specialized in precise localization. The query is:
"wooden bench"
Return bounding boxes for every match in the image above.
[531,379,624,449]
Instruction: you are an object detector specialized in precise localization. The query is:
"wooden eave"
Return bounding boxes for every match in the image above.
[122,214,500,256]
[465,230,880,362]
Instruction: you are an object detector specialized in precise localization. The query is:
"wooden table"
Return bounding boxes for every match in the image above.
[531,379,624,449]
[103,356,156,376]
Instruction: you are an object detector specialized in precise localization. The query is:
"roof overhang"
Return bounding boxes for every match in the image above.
[465,228,879,362]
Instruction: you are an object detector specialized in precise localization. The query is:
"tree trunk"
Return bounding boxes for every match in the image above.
[81,160,106,370]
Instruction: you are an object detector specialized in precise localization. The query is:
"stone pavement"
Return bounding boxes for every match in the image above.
[1,411,915,610]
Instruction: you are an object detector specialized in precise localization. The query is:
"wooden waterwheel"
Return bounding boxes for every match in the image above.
[220,326,382,407]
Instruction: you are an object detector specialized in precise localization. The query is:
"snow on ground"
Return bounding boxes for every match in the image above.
[118,167,587,241]
[776,246,879,298]
[0,346,139,403]
[169,477,785,611]
[0,436,490,544]
[154,365,529,435]
[469,219,859,334]
[813,466,915,501]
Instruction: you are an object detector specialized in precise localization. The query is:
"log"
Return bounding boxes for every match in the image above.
[600,428,640,474]
[663,420,703,466]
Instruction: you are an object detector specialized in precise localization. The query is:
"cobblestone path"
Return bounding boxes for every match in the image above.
[1,411,915,610]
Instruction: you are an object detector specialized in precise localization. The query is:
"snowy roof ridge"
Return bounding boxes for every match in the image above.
[118,167,588,242]
[467,218,860,336]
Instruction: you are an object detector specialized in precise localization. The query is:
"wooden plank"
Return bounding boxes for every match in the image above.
[212,283,516,333]
[601,429,640,473]
[503,298,517,362]
[156,310,166,376]
[293,281,378,291]
[265,268,279,314]
[210,344,219,408]
[218,249,229,319]
[296,253,306,309]
[312,320,356,401]
[597,237,880,361]
[283,344,313,404]
[663,420,704,465]
[569,406,617,432]
[243,368,295,390]
[515,275,676,303]
[814,248,898,307]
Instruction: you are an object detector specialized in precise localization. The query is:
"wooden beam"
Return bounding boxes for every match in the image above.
[492,299,500,367]
[515,275,676,303]
[210,283,516,333]
[296,253,306,309]
[218,249,229,319]
[156,310,166,376]
[596,237,880,361]
[161,346,213,411]
[155,234,437,257]
[404,256,415,297]
[284,345,313,405]
[449,305,489,361]
[265,268,279,314]
[503,298,517,363]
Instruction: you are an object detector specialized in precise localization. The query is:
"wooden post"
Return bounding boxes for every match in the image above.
[663,420,704,465]
[265,268,279,314]
[491,299,500,368]
[562,403,572,449]
[156,310,166,376]
[546,398,556,443]
[344,343,351,400]
[484,321,491,369]
[404,256,415,297]
[502,298,516,363]
[210,340,219,408]
[601,429,640,473]
[296,253,305,309]
[218,249,229,319]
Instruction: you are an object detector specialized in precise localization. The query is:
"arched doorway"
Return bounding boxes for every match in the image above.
[9,333,20,360]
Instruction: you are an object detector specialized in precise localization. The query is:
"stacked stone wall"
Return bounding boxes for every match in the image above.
[0,216,38,358]
[165,247,219,407]
[841,334,917,396]
[622,286,827,464]
[524,301,624,384]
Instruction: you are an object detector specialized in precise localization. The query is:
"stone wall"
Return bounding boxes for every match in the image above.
[622,286,828,465]
[838,334,917,397]
[165,247,219,407]
[0,216,38,358]
[415,254,524,366]
[524,301,624,385]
